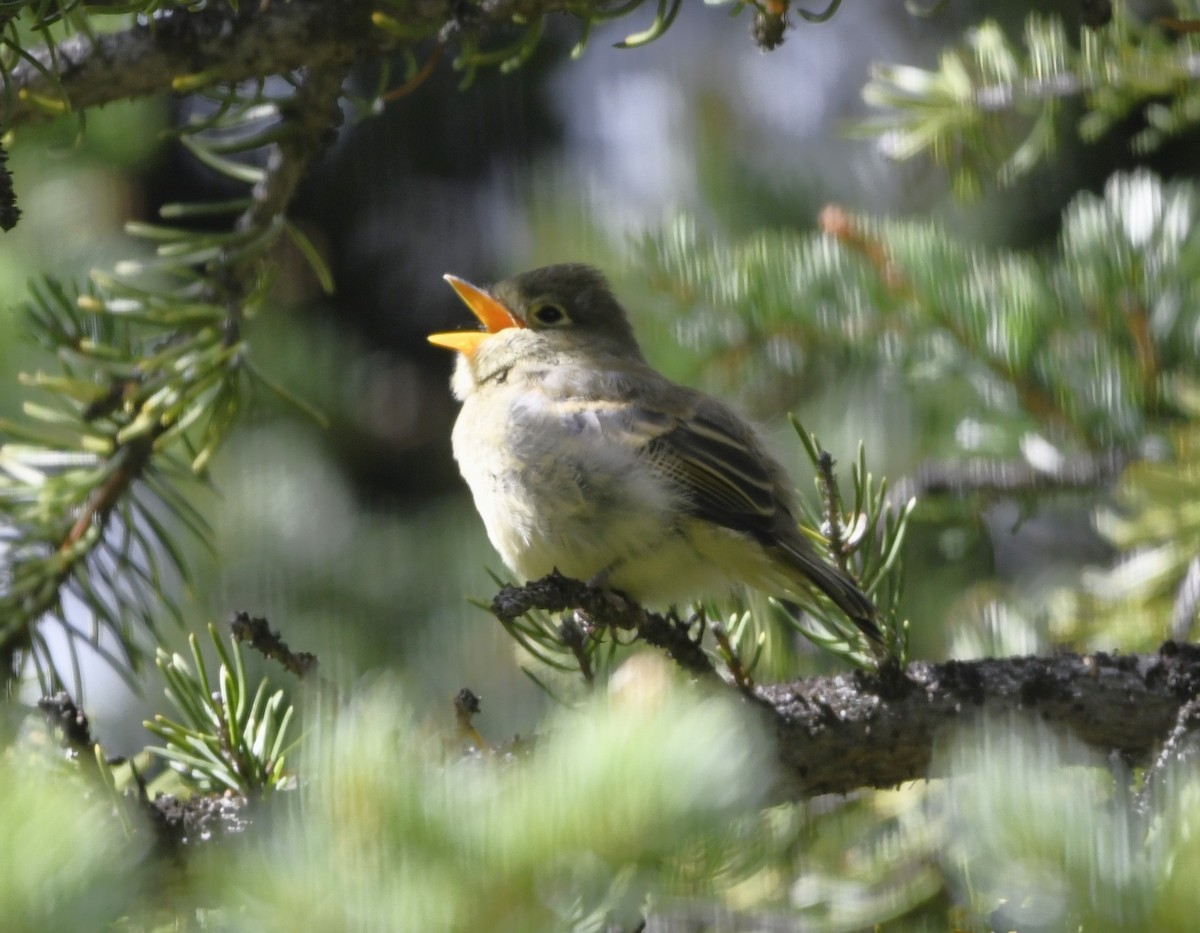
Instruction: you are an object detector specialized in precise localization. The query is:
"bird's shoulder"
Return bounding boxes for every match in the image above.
[510,356,673,427]
[522,359,776,460]
[528,359,794,524]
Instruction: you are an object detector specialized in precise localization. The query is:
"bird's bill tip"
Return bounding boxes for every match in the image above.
[442,273,525,334]
[427,330,490,354]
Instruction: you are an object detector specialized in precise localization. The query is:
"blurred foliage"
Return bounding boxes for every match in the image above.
[0,725,148,930]
[211,677,776,932]
[638,171,1199,451]
[1084,407,1200,645]
[861,2,1200,197]
[939,719,1200,932]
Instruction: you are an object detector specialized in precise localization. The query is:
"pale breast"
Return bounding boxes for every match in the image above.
[451,379,681,587]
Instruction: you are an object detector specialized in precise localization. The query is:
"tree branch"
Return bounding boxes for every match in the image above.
[0,142,18,230]
[491,570,717,679]
[762,642,1200,798]
[229,611,318,680]
[488,574,1200,800]
[0,0,674,129]
[889,447,1129,505]
[3,0,381,128]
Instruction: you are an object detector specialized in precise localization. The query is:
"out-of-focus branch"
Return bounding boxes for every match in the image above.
[0,142,18,230]
[890,448,1129,505]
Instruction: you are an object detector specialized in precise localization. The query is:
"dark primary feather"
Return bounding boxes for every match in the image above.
[646,410,778,540]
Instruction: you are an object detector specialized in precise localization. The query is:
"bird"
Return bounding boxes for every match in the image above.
[428,263,880,643]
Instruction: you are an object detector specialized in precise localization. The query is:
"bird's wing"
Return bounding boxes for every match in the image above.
[545,387,880,637]
[534,366,787,538]
[635,400,785,541]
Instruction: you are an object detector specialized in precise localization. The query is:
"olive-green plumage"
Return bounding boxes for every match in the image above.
[437,263,879,641]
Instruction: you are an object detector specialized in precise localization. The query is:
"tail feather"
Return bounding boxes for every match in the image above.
[772,544,882,643]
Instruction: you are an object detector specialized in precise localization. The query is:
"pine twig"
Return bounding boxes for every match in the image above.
[814,449,850,574]
[711,621,755,692]
[0,142,19,231]
[453,687,491,753]
[37,691,97,760]
[490,571,717,679]
[229,612,318,679]
[558,613,596,688]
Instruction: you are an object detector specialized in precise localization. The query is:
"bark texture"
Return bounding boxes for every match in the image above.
[761,643,1200,797]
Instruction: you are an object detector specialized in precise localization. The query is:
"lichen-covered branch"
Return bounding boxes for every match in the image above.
[229,611,318,680]
[762,643,1200,798]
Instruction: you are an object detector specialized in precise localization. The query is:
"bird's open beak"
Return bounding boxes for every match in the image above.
[428,274,525,354]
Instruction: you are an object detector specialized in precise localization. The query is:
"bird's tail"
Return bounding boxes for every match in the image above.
[772,544,882,643]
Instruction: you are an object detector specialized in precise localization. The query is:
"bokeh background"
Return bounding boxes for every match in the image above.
[3,0,1189,751]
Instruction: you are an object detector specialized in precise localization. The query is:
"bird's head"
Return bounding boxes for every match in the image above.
[428,264,643,363]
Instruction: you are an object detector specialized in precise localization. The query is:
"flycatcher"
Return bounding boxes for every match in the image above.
[429,264,880,642]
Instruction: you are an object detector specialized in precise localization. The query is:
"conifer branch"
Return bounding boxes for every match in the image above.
[2,0,379,129]
[0,142,18,231]
[861,8,1200,192]
[229,611,319,680]
[0,62,347,695]
[0,0,759,132]
[489,569,1200,800]
[490,571,718,679]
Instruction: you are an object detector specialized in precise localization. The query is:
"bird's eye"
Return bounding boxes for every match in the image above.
[531,303,568,326]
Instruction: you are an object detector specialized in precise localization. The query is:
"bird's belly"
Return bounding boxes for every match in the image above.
[466,451,668,584]
[452,397,713,600]
[480,489,742,606]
